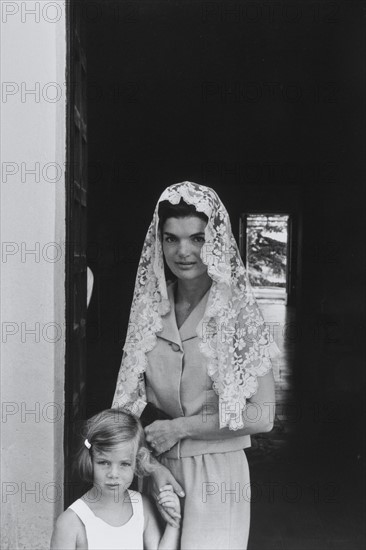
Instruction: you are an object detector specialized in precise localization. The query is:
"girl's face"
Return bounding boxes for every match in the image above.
[162,216,208,283]
[92,441,135,498]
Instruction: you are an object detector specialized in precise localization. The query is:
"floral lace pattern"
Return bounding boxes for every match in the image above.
[113,182,272,430]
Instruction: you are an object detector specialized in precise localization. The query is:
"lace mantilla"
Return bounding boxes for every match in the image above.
[113,182,272,430]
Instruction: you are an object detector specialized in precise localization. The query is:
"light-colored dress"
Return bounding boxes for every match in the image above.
[68,490,144,550]
[146,283,251,550]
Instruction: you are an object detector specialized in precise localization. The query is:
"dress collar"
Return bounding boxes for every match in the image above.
[158,282,210,345]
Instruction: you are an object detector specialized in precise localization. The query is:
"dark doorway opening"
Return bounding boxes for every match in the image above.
[64,2,365,548]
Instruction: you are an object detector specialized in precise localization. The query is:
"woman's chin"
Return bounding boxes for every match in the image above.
[174,269,209,282]
[177,273,199,281]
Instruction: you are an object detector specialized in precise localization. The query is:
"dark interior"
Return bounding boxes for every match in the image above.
[85,2,365,548]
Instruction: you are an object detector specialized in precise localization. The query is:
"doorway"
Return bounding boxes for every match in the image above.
[239,213,295,305]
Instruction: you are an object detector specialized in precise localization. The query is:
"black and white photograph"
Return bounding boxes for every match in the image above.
[1,1,365,549]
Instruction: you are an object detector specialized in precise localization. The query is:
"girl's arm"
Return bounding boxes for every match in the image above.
[145,370,275,454]
[143,488,181,550]
[50,509,85,550]
[142,496,161,550]
[148,458,184,528]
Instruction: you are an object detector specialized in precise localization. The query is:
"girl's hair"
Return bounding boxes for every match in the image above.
[158,198,209,281]
[74,409,155,483]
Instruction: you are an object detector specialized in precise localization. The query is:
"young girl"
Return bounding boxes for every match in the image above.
[51,409,181,550]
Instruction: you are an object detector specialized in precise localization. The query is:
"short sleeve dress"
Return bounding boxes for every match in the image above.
[146,283,251,550]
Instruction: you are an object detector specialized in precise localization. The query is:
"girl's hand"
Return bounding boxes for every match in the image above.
[157,485,181,527]
[145,419,182,456]
[150,463,184,528]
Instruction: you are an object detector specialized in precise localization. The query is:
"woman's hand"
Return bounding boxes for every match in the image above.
[150,462,185,528]
[144,419,182,456]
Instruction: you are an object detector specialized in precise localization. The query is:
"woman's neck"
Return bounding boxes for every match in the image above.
[175,273,212,307]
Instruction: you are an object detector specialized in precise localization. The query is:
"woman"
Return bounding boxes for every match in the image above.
[113,182,275,549]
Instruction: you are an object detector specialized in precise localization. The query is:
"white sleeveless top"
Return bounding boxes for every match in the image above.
[68,490,144,550]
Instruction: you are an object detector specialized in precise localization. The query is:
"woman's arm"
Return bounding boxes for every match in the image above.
[182,369,275,440]
[145,370,275,453]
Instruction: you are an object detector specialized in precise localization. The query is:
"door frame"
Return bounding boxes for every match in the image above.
[64,0,88,507]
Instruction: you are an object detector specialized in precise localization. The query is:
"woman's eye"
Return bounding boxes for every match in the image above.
[193,236,205,243]
[164,236,176,243]
[97,461,108,465]
[121,462,131,467]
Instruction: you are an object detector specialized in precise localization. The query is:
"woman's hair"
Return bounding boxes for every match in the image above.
[158,198,208,232]
[158,198,209,281]
[73,409,155,483]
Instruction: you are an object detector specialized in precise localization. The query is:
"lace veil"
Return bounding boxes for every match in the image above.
[112,182,272,430]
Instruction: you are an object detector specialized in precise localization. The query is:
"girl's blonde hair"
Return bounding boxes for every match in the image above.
[74,409,155,483]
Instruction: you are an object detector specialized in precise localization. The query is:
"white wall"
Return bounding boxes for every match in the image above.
[1,2,67,547]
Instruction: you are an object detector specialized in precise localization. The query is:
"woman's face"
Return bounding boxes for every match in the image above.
[162,216,208,282]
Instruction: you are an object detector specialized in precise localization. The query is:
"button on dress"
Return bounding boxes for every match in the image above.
[146,283,251,550]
